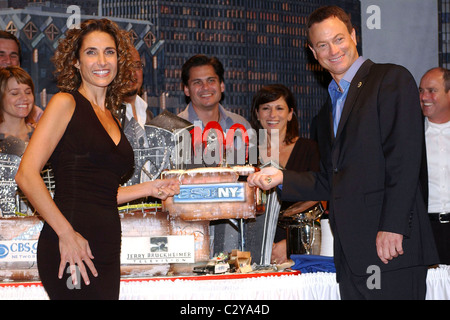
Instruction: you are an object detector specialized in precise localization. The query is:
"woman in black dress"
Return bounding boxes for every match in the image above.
[15,19,179,300]
[249,84,320,264]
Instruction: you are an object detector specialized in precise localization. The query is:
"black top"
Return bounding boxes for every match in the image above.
[37,91,134,300]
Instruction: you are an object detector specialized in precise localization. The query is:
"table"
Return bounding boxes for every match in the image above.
[1,266,450,300]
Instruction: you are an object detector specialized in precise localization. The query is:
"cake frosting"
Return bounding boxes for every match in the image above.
[161,166,257,221]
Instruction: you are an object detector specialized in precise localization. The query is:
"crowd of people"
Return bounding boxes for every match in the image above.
[0,5,449,300]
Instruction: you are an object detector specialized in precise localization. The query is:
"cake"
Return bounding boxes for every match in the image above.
[0,215,42,281]
[161,166,257,221]
[119,208,172,277]
[167,217,210,275]
[0,165,259,280]
[0,208,178,281]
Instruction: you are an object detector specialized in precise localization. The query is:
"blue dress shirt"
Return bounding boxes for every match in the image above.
[328,56,366,136]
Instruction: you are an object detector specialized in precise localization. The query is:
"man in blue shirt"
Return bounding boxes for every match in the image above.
[328,56,365,136]
[248,5,438,300]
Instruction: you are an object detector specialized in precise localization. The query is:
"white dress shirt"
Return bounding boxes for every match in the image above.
[125,95,148,129]
[124,95,151,183]
[425,118,450,213]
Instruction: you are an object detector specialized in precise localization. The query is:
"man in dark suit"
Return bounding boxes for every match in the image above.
[248,5,438,299]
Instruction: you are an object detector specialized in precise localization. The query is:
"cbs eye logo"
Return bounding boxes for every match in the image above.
[0,244,9,259]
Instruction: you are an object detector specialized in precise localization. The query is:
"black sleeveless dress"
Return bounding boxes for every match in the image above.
[37,91,134,300]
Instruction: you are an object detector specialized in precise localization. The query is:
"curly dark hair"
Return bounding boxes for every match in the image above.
[52,18,134,116]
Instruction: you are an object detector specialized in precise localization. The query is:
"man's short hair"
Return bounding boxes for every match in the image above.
[307,5,354,45]
[181,54,225,104]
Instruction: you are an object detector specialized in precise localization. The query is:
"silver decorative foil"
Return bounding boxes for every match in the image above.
[0,153,21,217]
[0,135,27,157]
[0,148,54,217]
[122,111,194,185]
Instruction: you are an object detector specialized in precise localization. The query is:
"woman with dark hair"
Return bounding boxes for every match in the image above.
[15,19,179,300]
[251,84,301,163]
[250,84,320,263]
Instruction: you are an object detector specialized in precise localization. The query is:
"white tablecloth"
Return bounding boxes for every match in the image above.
[120,272,340,300]
[1,266,450,300]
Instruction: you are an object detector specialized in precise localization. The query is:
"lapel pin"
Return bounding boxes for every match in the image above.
[357,81,363,88]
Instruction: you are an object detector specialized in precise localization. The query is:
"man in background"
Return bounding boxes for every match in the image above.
[121,46,153,129]
[0,31,43,123]
[419,67,450,265]
[178,54,252,256]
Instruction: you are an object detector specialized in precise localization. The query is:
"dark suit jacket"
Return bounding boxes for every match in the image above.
[281,59,438,278]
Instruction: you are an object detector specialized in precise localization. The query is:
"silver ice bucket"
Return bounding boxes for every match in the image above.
[279,202,324,255]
